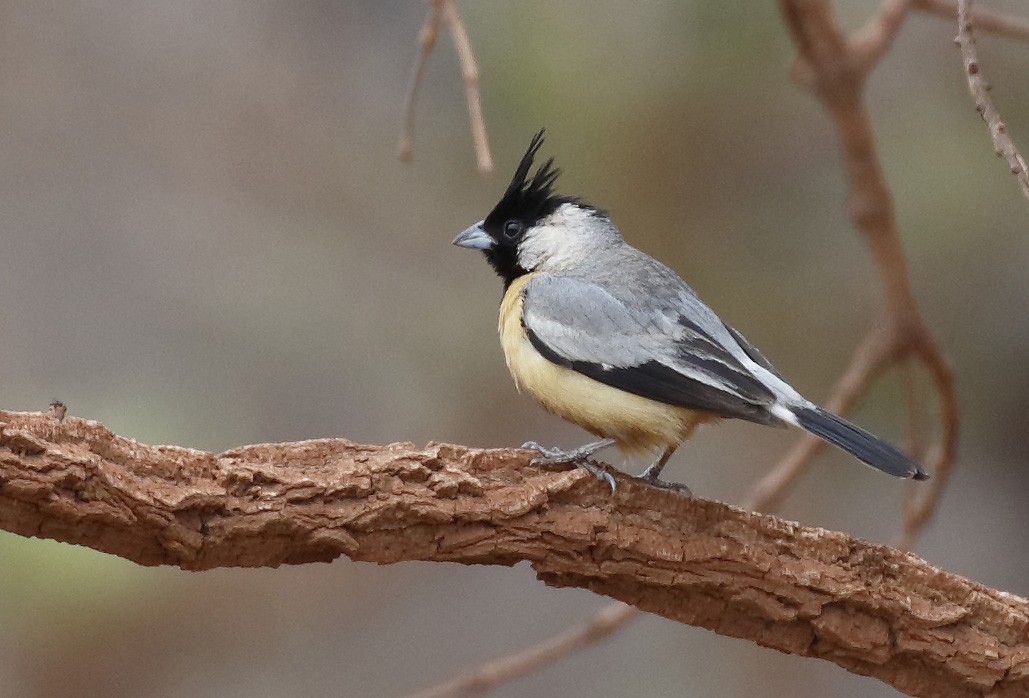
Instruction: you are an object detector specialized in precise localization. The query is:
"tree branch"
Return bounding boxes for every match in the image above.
[1,410,1024,698]
[397,0,493,172]
[406,603,638,698]
[759,1,959,541]
[850,0,912,74]
[956,0,1029,203]
[440,0,493,173]
[396,0,443,164]
[915,0,1029,41]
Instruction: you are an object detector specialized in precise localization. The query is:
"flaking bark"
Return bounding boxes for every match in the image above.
[0,410,1025,698]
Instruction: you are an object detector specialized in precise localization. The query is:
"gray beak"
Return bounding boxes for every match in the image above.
[452,221,492,250]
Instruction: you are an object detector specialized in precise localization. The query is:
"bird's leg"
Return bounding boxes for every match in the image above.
[639,445,676,480]
[638,446,692,496]
[521,438,618,492]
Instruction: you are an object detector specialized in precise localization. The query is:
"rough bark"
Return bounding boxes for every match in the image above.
[0,409,1025,698]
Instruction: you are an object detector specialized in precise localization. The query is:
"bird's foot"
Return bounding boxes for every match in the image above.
[521,439,615,464]
[636,447,691,495]
[637,471,693,496]
[521,439,617,492]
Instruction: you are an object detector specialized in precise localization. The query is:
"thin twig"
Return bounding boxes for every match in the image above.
[440,0,493,172]
[397,1,443,163]
[404,604,638,698]
[956,0,1029,203]
[897,340,958,550]
[397,1,493,172]
[757,1,958,542]
[745,325,895,512]
[899,358,927,465]
[915,0,1029,41]
[851,0,913,73]
[788,0,912,90]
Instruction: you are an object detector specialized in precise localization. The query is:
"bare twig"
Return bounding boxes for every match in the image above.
[899,359,928,465]
[397,0,443,163]
[956,0,1029,202]
[397,0,493,172]
[851,0,913,73]
[897,339,958,550]
[0,409,1024,698]
[440,0,493,173]
[405,604,638,698]
[754,2,959,544]
[746,325,895,512]
[915,0,1029,41]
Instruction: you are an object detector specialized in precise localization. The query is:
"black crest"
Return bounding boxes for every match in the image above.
[482,129,579,233]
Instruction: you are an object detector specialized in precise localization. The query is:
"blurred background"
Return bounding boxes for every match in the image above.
[1,1,1026,696]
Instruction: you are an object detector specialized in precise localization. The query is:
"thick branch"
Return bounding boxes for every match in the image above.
[0,410,1024,698]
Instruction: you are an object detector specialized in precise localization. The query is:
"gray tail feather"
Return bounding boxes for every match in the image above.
[792,406,928,480]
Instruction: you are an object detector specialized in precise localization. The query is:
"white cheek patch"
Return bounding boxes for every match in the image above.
[518,225,585,272]
[515,204,620,273]
[517,227,559,269]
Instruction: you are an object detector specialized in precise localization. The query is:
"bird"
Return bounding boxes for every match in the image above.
[452,129,928,492]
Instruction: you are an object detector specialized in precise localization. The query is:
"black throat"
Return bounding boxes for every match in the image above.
[484,245,528,289]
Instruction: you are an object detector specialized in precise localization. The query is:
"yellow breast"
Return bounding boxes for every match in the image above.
[498,274,711,454]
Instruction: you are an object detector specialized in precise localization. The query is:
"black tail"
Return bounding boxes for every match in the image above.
[792,406,928,480]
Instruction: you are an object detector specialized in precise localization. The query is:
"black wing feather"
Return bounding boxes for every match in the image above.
[724,324,785,381]
[526,327,780,426]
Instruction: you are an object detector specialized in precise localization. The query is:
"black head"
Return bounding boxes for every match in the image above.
[483,129,579,239]
[453,130,584,286]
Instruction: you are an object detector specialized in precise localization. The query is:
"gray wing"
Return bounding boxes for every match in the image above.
[520,275,781,425]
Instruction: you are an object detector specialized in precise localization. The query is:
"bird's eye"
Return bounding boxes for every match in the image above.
[503,220,523,240]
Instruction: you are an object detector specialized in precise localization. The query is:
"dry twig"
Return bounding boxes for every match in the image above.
[397,0,493,172]
[404,601,640,698]
[915,0,1029,40]
[406,604,638,698]
[752,2,959,552]
[397,1,443,163]
[851,0,913,72]
[0,410,1025,698]
[956,0,1029,203]
[440,0,493,173]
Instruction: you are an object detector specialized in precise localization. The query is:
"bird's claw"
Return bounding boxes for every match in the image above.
[521,441,618,493]
[521,441,560,459]
[638,472,693,497]
[569,459,617,493]
[520,440,610,466]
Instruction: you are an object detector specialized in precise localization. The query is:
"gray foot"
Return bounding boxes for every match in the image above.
[521,439,617,492]
[638,472,693,496]
[638,462,663,481]
[637,446,690,494]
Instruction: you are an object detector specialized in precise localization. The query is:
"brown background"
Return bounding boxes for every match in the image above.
[1,2,1026,697]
